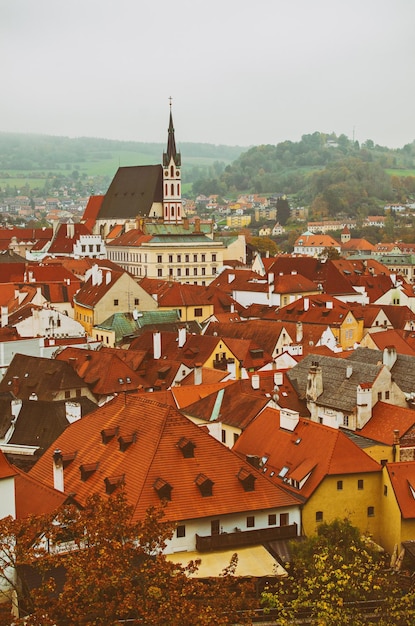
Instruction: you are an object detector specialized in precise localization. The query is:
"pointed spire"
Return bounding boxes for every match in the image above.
[163,97,181,167]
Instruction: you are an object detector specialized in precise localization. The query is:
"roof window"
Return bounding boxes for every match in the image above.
[101,426,119,445]
[237,467,256,492]
[118,432,137,452]
[153,478,173,501]
[195,473,214,497]
[176,437,196,458]
[104,474,125,494]
[80,462,99,481]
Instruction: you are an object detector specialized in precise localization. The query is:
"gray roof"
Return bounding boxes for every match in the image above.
[97,165,163,219]
[347,347,415,396]
[287,353,383,412]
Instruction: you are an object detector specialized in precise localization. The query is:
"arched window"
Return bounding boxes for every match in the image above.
[171,183,174,195]
[171,205,175,216]
[165,183,168,195]
[170,165,174,177]
[177,183,180,195]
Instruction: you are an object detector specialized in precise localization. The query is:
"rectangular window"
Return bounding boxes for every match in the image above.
[211,519,220,535]
[185,254,190,263]
[185,268,190,276]
[337,480,343,490]
[134,298,139,306]
[212,254,216,262]
[81,245,86,252]
[169,254,173,263]
[194,308,203,317]
[193,267,198,276]
[158,268,163,277]
[177,254,181,262]
[246,516,255,528]
[358,479,364,490]
[377,392,382,401]
[343,415,349,427]
[221,429,226,443]
[176,525,186,538]
[268,514,277,526]
[157,254,162,263]
[201,254,206,262]
[384,485,388,496]
[113,299,119,306]
[385,391,390,400]
[316,511,323,522]
[367,506,375,517]
[177,268,181,277]
[201,267,206,275]
[193,254,197,262]
[64,390,71,399]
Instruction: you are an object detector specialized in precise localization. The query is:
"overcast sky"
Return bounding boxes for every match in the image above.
[1,0,413,149]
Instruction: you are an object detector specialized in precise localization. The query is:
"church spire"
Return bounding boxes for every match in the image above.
[163,97,181,167]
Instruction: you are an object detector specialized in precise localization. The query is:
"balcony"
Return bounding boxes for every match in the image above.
[196,523,298,552]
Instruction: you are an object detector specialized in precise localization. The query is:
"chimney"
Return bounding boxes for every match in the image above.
[1,306,8,327]
[383,346,397,370]
[280,408,300,432]
[194,218,200,233]
[12,376,19,397]
[226,358,236,379]
[106,271,111,285]
[393,429,400,462]
[346,365,353,379]
[356,383,373,429]
[153,331,162,360]
[296,321,303,343]
[268,272,274,285]
[303,297,309,311]
[194,363,202,386]
[53,450,64,492]
[306,361,323,402]
[178,327,186,348]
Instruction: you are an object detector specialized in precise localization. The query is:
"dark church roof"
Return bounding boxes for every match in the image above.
[97,164,163,220]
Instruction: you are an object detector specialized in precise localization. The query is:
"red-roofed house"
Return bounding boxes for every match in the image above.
[381,462,415,554]
[233,407,382,542]
[29,394,303,556]
[48,222,106,259]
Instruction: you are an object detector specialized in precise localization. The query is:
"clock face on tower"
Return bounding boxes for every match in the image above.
[176,171,180,176]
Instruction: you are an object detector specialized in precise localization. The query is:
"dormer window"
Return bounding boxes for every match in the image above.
[101,426,119,445]
[237,467,256,492]
[177,437,196,458]
[118,432,137,452]
[80,462,99,481]
[195,473,214,497]
[104,474,125,494]
[153,478,172,501]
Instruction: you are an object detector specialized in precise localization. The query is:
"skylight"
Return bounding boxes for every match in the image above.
[278,466,289,478]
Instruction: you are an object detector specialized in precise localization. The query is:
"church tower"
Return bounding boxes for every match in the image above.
[162,100,182,224]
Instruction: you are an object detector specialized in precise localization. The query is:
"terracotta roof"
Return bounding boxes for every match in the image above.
[139,278,211,307]
[29,395,300,522]
[359,402,415,445]
[386,462,415,519]
[183,385,271,430]
[15,466,68,518]
[0,450,16,479]
[364,329,415,356]
[48,223,93,255]
[106,228,152,246]
[233,408,380,500]
[55,347,142,396]
[73,269,124,308]
[271,294,362,327]
[81,195,104,230]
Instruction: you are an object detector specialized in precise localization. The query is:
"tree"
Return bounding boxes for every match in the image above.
[262,518,415,626]
[276,197,290,226]
[0,493,255,626]
[248,236,278,257]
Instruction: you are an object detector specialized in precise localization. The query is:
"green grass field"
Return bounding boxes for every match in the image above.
[386,168,415,177]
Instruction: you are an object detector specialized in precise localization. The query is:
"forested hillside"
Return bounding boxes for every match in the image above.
[193,132,415,216]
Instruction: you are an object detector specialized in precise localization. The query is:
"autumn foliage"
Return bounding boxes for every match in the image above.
[0,492,255,625]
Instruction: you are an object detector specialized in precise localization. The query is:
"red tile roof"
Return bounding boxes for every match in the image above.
[48,223,93,255]
[233,408,380,500]
[81,195,105,231]
[386,462,415,519]
[359,402,415,445]
[29,395,300,522]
